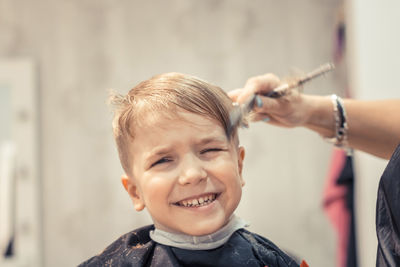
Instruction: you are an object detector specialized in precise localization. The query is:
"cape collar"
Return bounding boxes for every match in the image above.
[149,215,249,250]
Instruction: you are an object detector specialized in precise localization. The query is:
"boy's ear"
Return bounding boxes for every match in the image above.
[237,146,245,187]
[121,174,145,211]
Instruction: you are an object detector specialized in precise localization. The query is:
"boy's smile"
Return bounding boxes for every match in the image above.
[122,110,245,236]
[173,192,219,207]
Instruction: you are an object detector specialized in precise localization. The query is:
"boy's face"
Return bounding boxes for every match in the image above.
[122,110,245,236]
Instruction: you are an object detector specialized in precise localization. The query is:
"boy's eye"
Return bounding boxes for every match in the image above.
[151,157,172,167]
[201,148,223,154]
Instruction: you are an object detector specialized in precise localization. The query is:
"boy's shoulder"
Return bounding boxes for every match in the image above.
[236,228,299,265]
[78,224,156,267]
[78,226,300,267]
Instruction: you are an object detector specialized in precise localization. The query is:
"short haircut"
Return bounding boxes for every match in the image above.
[110,72,240,176]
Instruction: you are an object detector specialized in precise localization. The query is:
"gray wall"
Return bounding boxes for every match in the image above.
[1,1,341,266]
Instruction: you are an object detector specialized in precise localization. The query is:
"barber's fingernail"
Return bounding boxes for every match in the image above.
[262,117,270,122]
[256,95,263,108]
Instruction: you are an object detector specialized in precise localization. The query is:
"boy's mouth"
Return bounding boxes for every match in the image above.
[174,193,220,208]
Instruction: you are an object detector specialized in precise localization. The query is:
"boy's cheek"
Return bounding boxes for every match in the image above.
[210,158,241,176]
[142,178,172,202]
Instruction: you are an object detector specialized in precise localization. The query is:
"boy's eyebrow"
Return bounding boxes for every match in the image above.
[144,135,229,160]
[146,146,173,159]
[146,137,227,157]
[197,136,228,146]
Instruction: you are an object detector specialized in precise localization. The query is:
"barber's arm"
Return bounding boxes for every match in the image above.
[229,73,400,159]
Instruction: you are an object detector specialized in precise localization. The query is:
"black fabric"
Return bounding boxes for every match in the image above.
[376,144,400,267]
[335,156,358,267]
[78,225,299,267]
[4,236,14,257]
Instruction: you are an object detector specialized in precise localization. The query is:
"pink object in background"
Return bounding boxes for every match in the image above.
[323,148,350,267]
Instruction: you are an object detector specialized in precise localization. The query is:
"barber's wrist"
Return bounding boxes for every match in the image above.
[325,94,348,147]
[303,95,335,137]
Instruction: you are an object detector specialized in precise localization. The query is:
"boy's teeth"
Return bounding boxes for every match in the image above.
[177,193,217,207]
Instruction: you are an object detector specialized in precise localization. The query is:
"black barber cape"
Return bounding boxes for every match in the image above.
[78,225,299,267]
[376,144,400,266]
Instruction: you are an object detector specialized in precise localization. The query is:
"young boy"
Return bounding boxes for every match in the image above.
[79,73,301,267]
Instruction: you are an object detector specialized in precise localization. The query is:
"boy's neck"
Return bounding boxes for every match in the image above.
[149,215,249,250]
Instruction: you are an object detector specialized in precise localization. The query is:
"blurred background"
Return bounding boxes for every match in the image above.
[1,0,399,266]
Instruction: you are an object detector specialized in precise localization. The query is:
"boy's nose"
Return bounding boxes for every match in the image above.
[178,156,207,185]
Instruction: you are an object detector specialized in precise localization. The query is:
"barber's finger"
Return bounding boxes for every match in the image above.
[250,112,271,122]
[227,88,243,102]
[247,73,281,94]
[237,73,281,103]
[253,95,281,113]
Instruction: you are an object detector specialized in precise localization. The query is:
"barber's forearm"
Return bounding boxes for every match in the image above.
[303,96,400,159]
[345,99,400,159]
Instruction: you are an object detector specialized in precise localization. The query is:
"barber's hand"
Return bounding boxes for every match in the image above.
[228,73,310,128]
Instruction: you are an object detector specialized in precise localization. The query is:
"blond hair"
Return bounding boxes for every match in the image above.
[110,73,240,176]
